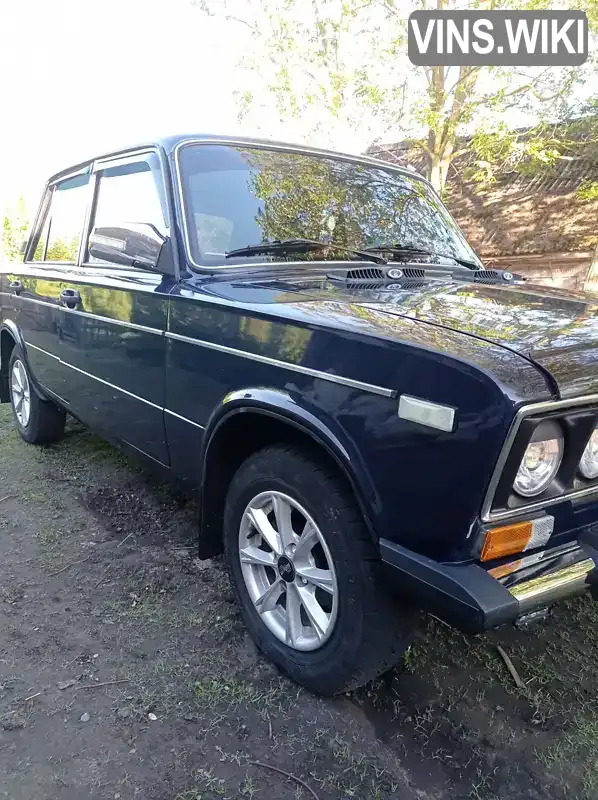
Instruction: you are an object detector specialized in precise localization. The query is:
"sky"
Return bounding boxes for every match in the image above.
[0,0,287,215]
[1,0,595,219]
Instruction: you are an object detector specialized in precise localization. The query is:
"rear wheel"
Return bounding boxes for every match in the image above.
[224,444,418,695]
[9,348,66,444]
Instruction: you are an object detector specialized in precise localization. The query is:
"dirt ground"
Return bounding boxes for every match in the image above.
[1,404,597,800]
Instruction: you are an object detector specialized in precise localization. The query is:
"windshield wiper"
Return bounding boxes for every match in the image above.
[225,238,387,265]
[363,243,479,270]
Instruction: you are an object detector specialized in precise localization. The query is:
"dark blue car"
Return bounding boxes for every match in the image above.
[2,135,598,695]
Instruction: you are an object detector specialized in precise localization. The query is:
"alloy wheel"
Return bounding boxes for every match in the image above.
[238,490,339,651]
[11,359,31,428]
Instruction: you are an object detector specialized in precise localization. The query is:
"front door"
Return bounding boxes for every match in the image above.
[52,151,175,464]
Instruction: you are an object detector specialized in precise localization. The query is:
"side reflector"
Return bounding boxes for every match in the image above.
[480,516,554,562]
[398,395,456,432]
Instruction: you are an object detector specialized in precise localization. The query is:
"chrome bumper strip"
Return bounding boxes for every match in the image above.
[505,553,595,613]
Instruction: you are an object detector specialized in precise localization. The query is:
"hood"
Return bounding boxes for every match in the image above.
[230,271,598,400]
[200,268,598,400]
[355,279,598,399]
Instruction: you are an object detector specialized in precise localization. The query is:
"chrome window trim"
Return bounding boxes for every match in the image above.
[482,394,598,523]
[165,330,395,398]
[172,137,438,274]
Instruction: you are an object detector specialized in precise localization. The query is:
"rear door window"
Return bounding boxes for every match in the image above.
[32,173,90,263]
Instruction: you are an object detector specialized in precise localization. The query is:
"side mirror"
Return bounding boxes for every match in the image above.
[88,223,167,270]
[19,239,27,256]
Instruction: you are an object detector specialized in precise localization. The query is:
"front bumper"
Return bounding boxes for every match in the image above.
[380,530,598,633]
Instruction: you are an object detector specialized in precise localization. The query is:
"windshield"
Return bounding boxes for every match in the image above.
[177,143,481,269]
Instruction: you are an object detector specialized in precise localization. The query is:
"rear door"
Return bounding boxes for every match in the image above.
[15,169,92,404]
[53,150,177,464]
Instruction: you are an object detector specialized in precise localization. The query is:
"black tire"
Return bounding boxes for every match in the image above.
[8,347,66,445]
[224,444,419,695]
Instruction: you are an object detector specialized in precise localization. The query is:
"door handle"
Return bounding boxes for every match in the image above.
[60,288,81,309]
[9,280,23,295]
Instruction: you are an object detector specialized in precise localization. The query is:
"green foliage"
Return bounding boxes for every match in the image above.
[200,0,597,191]
[469,125,563,183]
[45,237,79,262]
[1,198,29,262]
[468,106,598,185]
[241,148,475,262]
[577,180,598,201]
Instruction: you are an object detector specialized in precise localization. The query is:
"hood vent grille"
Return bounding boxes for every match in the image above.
[345,281,388,291]
[344,267,386,281]
[401,267,427,280]
[473,269,517,284]
[326,265,523,289]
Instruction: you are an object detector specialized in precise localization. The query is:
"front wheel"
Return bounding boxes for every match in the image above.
[224,444,418,695]
[9,348,66,444]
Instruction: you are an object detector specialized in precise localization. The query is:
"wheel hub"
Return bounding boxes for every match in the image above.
[277,556,295,582]
[238,490,339,652]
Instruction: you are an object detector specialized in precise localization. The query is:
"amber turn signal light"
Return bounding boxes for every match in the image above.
[480,516,554,562]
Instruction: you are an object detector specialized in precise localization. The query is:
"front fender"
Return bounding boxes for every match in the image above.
[201,386,381,543]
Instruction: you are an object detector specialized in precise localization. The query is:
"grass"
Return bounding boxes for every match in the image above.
[36,524,67,547]
[315,734,402,798]
[539,714,598,797]
[193,677,290,712]
[335,593,598,798]
[6,400,598,798]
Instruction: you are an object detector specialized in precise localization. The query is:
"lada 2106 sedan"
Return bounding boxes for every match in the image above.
[2,135,598,694]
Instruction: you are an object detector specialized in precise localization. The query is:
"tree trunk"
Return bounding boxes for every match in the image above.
[586,243,598,293]
[428,144,453,194]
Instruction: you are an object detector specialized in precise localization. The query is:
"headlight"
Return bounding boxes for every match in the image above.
[579,427,598,480]
[513,426,563,498]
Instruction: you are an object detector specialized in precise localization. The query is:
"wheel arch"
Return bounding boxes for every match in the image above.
[0,322,22,402]
[0,321,46,402]
[198,388,380,558]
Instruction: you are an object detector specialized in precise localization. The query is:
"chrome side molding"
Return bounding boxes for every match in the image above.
[13,296,395,399]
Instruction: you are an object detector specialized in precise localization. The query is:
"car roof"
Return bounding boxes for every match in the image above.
[46,133,428,187]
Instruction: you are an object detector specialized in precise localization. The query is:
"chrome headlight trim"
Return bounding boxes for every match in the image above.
[481,394,598,524]
[579,426,598,480]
